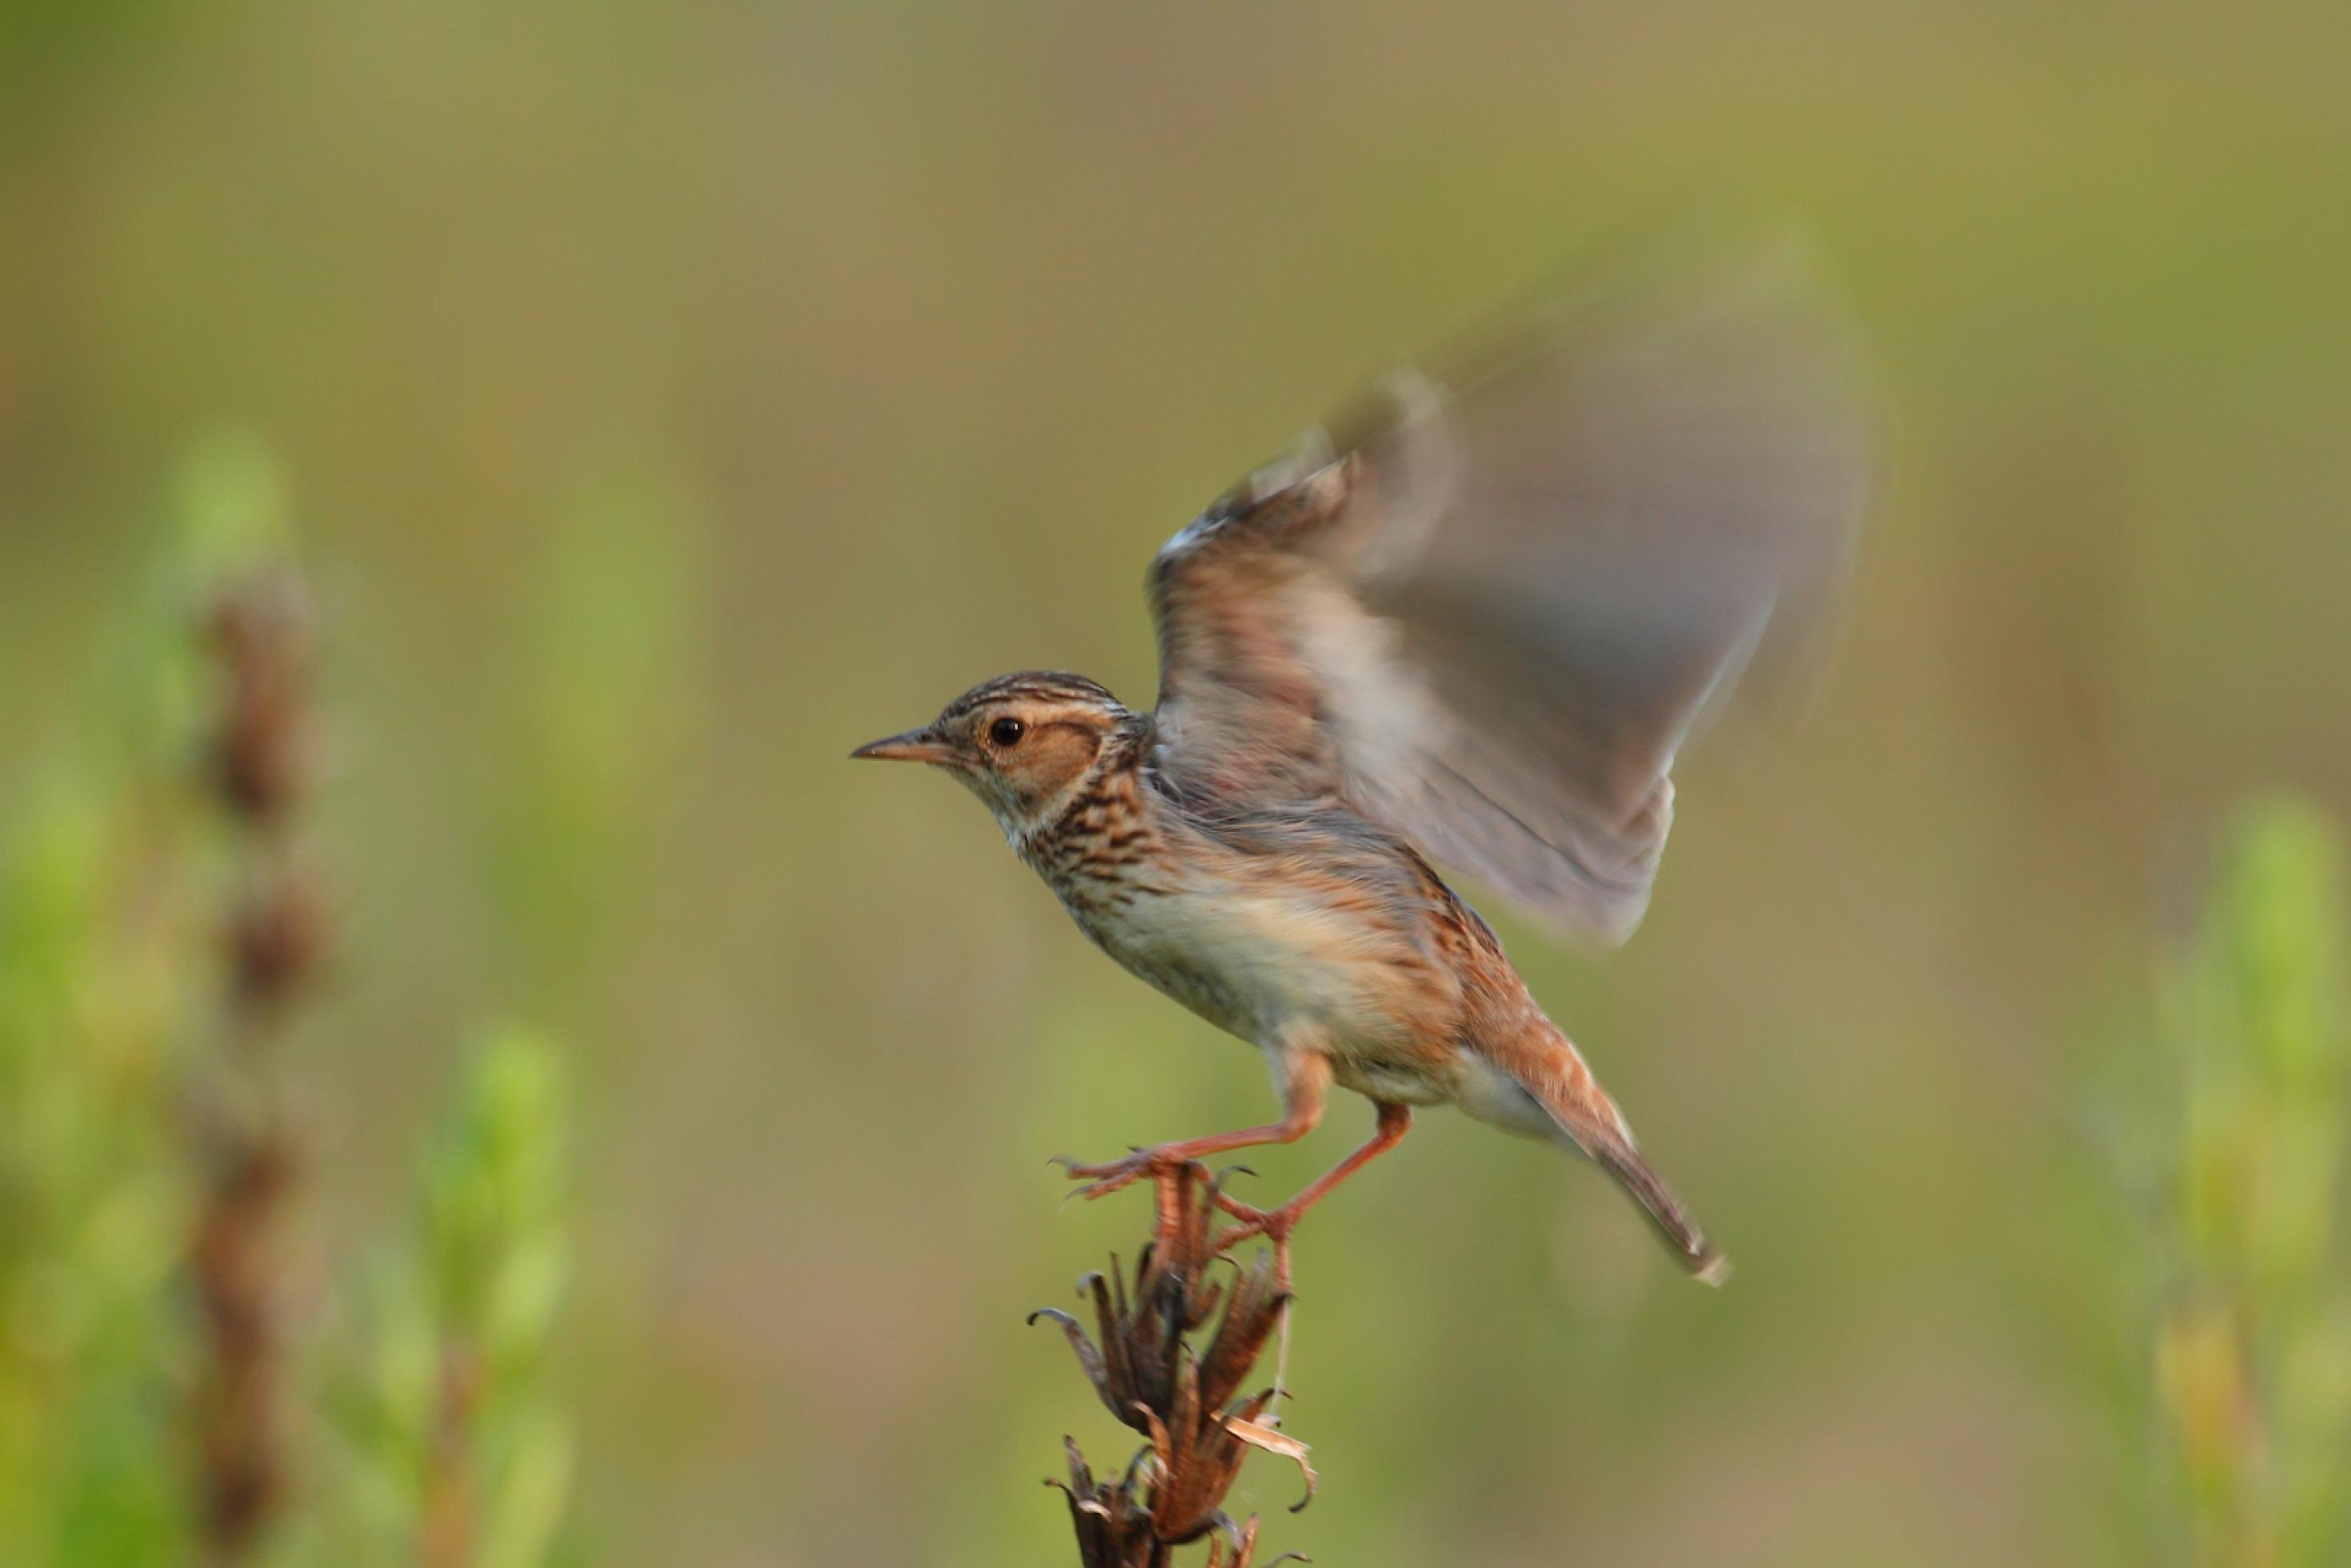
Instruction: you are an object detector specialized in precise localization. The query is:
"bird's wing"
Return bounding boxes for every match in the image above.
[1147,228,1871,942]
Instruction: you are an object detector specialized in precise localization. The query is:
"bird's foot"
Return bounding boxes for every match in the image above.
[1212,1194,1308,1290]
[1048,1146,1205,1205]
[1211,1193,1303,1248]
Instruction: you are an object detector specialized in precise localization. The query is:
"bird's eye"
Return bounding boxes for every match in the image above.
[989,717,1027,747]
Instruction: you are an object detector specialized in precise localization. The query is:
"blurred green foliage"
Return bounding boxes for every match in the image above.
[0,775,198,1566]
[0,458,579,1566]
[2155,801,2351,1567]
[313,1029,573,1568]
[0,478,236,1566]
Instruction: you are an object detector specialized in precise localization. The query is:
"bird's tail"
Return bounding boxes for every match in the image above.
[1481,1015,1731,1286]
[1588,1131,1731,1286]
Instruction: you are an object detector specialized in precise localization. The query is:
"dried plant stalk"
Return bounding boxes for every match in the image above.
[191,569,327,1562]
[1033,1166,1313,1567]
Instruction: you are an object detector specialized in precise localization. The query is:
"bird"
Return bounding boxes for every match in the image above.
[853,230,1868,1285]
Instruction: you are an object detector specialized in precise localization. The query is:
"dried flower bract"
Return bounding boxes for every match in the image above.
[1034,1165,1313,1566]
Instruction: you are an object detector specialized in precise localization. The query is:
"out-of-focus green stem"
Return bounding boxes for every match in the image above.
[2155,798,2351,1568]
[327,1030,575,1568]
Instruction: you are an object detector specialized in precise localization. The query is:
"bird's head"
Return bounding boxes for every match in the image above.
[851,671,1135,838]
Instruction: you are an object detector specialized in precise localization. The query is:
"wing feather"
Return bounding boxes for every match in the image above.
[1148,227,1871,941]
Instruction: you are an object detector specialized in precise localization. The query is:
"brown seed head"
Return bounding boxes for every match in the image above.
[1033,1166,1312,1565]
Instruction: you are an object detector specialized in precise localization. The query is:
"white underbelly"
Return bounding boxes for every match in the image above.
[1075,884,1395,1050]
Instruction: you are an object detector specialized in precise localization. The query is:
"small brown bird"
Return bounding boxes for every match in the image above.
[855,233,1867,1283]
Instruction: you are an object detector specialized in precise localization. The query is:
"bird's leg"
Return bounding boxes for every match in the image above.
[1052,1053,1330,1206]
[1052,1111,1318,1203]
[1214,1102,1412,1288]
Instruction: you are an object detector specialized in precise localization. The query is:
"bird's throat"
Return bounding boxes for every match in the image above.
[1021,746,1169,910]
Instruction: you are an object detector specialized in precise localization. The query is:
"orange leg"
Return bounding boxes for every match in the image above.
[1053,1052,1331,1203]
[1215,1101,1412,1286]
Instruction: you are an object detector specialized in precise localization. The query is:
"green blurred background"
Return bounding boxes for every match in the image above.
[5,2,2351,1563]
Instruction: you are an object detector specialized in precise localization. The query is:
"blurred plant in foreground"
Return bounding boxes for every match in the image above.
[0,615,205,1566]
[0,431,294,1566]
[0,435,579,1567]
[319,1030,572,1568]
[1032,1167,1311,1568]
[190,543,327,1563]
[2152,798,2351,1567]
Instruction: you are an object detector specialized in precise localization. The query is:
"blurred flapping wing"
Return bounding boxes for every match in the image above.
[1147,229,1871,942]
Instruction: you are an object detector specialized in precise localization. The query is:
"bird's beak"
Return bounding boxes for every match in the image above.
[850,726,958,765]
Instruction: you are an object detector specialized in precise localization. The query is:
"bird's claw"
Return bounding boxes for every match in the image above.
[1052,1146,1200,1203]
[1044,1148,1140,1174]
[1213,1197,1300,1252]
[1212,1197,1308,1294]
[1210,1182,1268,1225]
